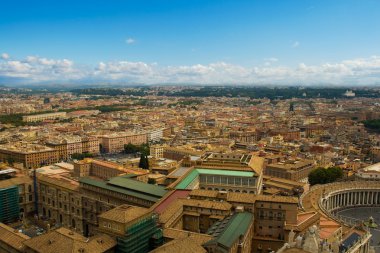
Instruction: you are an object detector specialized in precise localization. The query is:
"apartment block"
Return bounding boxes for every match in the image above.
[100,132,147,153]
[0,143,59,169]
[264,158,315,182]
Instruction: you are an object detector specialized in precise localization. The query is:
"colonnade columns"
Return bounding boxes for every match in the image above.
[324,190,380,212]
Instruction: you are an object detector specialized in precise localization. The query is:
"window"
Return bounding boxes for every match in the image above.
[29,195,33,201]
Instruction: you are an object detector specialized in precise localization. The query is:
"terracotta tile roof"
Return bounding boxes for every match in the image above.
[23,227,116,253]
[150,237,207,253]
[163,228,213,245]
[189,189,218,198]
[181,198,232,210]
[249,156,265,175]
[254,194,299,204]
[37,174,79,191]
[0,223,30,251]
[98,204,149,224]
[159,199,184,225]
[319,216,341,240]
[227,192,257,203]
[153,190,191,214]
[189,189,298,204]
[226,192,298,204]
[0,176,31,189]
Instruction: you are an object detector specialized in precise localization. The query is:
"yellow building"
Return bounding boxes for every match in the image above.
[0,143,59,169]
[37,174,83,233]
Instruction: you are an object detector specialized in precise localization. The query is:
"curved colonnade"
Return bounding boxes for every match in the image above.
[301,181,380,227]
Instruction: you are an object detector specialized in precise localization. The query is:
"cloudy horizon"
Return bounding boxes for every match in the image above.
[1,53,380,86]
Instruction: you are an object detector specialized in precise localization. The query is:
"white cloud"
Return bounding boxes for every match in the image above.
[1,55,380,85]
[264,57,278,63]
[292,41,300,48]
[1,53,9,60]
[264,57,279,66]
[0,55,83,81]
[126,38,135,44]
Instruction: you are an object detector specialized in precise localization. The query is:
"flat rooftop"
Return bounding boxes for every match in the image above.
[175,168,255,190]
[0,142,55,154]
[80,175,167,202]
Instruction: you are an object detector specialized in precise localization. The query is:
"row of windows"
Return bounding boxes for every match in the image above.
[19,195,33,203]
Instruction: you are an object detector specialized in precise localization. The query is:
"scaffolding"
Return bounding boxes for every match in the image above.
[116,214,163,253]
[0,185,20,223]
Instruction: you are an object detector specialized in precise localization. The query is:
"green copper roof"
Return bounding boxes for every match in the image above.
[175,169,199,190]
[79,177,166,202]
[174,168,255,190]
[108,176,167,197]
[205,212,253,248]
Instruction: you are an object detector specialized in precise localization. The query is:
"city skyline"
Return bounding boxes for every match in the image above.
[1,0,380,85]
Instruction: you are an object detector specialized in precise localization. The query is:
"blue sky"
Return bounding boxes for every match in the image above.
[1,0,380,85]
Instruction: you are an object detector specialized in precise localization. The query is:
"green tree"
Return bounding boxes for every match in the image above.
[147,178,156,184]
[308,167,343,186]
[124,143,150,155]
[139,153,149,170]
[71,153,93,160]
[308,168,327,185]
[124,143,138,154]
[141,142,150,156]
[325,167,343,183]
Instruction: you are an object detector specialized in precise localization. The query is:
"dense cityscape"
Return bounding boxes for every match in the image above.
[2,0,380,253]
[0,86,379,253]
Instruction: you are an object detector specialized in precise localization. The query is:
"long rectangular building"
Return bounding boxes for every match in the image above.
[22,112,67,122]
[0,143,59,169]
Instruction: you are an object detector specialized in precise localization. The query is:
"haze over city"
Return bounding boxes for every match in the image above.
[1,0,380,86]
